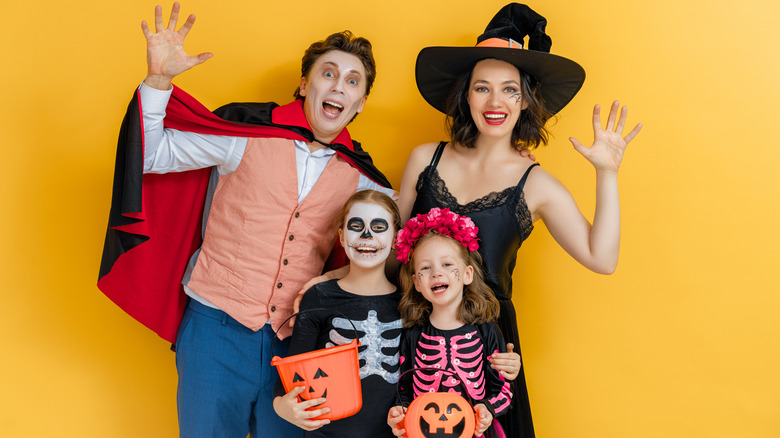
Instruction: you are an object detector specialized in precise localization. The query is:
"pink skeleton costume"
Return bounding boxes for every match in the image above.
[396,321,512,438]
[394,208,512,438]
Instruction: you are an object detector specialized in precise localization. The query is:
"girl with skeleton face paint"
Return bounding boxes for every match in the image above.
[341,203,395,271]
[274,190,404,437]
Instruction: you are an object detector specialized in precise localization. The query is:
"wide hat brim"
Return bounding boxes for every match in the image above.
[416,46,586,116]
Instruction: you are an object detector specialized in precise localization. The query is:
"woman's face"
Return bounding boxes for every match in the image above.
[467,58,528,141]
[339,201,395,270]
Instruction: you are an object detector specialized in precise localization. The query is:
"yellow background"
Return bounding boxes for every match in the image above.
[2,0,778,436]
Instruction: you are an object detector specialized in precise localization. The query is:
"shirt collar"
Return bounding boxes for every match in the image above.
[293,140,336,156]
[271,99,355,150]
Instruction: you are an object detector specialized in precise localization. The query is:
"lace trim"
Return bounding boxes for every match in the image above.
[516,192,533,242]
[417,167,534,238]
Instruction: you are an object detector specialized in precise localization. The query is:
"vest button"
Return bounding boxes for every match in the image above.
[294,212,300,218]
[277,282,283,288]
[289,235,294,241]
[270,306,276,312]
[283,259,288,265]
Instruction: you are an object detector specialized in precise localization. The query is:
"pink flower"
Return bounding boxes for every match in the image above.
[395,207,480,264]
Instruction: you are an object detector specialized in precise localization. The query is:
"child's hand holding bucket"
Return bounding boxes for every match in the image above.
[387,405,407,437]
[473,403,493,437]
[272,386,331,431]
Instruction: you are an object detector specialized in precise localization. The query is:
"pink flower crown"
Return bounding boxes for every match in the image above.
[395,208,480,263]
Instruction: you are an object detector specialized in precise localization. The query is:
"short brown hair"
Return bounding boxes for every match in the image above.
[399,233,499,328]
[445,59,553,150]
[294,30,377,99]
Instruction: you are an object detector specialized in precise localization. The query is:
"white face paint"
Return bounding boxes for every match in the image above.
[340,202,395,270]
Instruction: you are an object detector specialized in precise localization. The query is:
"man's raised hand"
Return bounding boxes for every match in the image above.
[141,3,212,90]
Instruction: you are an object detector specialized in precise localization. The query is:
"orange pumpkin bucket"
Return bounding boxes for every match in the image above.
[398,368,477,438]
[271,309,363,421]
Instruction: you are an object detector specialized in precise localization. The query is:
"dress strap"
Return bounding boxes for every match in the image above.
[428,141,448,169]
[516,163,540,191]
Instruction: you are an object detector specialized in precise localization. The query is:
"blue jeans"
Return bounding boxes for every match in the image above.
[175,299,304,438]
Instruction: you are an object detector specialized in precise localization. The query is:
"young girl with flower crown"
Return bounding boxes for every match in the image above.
[388,208,512,438]
[274,190,403,437]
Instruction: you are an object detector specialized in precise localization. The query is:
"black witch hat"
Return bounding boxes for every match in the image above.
[415,3,586,115]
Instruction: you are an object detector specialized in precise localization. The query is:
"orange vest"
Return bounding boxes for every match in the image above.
[188,137,359,338]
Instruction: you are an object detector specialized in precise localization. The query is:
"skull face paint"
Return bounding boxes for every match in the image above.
[340,202,395,269]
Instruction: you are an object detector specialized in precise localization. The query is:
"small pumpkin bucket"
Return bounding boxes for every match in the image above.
[397,368,476,438]
[271,309,363,421]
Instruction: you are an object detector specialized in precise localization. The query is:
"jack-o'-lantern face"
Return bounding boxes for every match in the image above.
[421,401,466,437]
[405,392,475,438]
[292,367,330,402]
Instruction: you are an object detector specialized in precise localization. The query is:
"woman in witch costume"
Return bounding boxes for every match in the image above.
[397,3,642,436]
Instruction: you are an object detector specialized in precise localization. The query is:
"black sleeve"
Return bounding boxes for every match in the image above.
[395,325,420,408]
[479,323,512,417]
[286,289,327,356]
[273,287,325,397]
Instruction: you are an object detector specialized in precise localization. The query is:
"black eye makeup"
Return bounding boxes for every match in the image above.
[347,217,365,232]
[369,218,389,233]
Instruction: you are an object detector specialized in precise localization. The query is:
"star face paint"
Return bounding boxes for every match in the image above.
[411,235,474,313]
[341,202,395,270]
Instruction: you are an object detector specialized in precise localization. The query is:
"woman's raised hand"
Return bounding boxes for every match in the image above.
[141,3,213,89]
[570,101,642,174]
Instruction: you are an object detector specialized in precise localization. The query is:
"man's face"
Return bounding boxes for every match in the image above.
[298,50,368,144]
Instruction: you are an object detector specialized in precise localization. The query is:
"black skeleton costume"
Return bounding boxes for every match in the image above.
[279,279,402,437]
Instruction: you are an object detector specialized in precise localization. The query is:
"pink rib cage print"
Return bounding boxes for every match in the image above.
[410,329,511,414]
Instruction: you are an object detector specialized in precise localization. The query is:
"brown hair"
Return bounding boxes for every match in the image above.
[399,233,499,328]
[445,59,553,150]
[333,190,401,234]
[294,30,377,99]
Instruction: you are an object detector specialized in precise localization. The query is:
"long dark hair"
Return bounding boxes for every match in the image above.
[399,233,499,328]
[445,59,553,150]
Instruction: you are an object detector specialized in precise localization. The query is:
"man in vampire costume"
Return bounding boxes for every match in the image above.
[97,4,393,437]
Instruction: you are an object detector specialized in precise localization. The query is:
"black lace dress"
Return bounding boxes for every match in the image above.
[410,141,539,438]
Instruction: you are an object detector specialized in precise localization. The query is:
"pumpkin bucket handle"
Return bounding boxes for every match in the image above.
[396,367,476,407]
[270,308,364,421]
[271,307,361,347]
[397,367,482,438]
